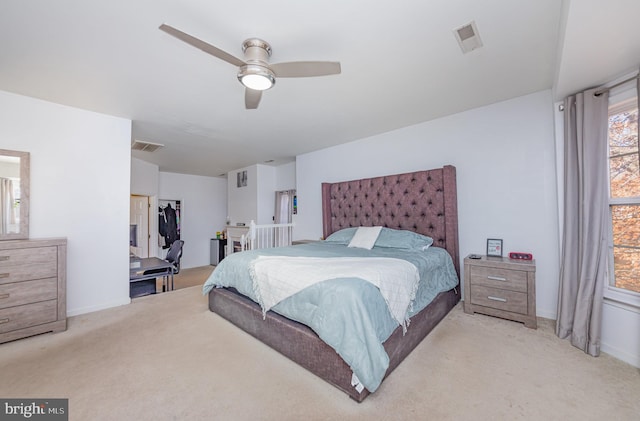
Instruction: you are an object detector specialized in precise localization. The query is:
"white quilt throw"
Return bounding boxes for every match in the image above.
[249,256,420,332]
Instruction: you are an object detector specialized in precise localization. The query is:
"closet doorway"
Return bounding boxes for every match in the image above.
[130,195,150,258]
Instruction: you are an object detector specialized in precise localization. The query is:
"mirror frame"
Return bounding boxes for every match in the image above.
[0,149,29,240]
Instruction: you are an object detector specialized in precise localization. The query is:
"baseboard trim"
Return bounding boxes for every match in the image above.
[601,342,640,369]
[67,297,131,317]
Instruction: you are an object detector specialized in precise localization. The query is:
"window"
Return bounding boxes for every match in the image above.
[607,85,640,303]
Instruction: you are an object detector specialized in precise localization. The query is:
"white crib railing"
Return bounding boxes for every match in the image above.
[239,220,294,251]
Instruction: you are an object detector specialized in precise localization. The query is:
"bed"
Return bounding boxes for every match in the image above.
[204,165,460,402]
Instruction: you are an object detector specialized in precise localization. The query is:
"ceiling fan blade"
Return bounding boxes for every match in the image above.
[245,89,262,109]
[159,24,246,67]
[271,61,341,78]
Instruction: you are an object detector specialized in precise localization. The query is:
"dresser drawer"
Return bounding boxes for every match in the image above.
[469,265,527,293]
[0,278,58,310]
[0,247,57,285]
[0,300,58,334]
[470,284,528,315]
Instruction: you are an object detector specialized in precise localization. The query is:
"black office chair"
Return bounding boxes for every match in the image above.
[164,239,184,275]
[140,240,184,292]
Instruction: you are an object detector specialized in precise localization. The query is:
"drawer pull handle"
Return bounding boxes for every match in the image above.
[0,318,9,324]
[488,296,507,302]
[0,273,9,278]
[487,276,507,281]
[0,293,8,299]
[0,256,9,261]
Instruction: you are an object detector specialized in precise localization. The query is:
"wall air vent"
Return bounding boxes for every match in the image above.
[453,21,483,54]
[131,140,164,153]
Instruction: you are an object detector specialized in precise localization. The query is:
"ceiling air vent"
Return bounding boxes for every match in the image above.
[131,140,164,153]
[453,21,483,53]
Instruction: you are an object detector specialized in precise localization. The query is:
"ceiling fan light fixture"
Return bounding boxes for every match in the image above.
[159,25,340,109]
[238,64,275,91]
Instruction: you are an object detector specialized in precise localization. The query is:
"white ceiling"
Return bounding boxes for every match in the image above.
[0,1,639,177]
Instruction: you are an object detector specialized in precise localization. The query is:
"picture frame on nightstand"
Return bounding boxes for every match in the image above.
[486,238,503,257]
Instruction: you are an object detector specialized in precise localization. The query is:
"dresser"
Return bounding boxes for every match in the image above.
[463,254,536,329]
[0,238,67,343]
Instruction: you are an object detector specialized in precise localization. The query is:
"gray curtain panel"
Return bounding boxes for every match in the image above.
[556,87,610,357]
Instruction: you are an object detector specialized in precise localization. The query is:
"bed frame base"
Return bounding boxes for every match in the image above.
[209,287,460,402]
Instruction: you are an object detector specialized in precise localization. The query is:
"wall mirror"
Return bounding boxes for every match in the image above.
[0,149,29,240]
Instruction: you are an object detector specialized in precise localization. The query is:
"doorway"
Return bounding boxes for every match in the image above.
[130,195,149,257]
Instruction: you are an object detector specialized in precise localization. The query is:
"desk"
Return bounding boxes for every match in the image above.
[130,257,175,293]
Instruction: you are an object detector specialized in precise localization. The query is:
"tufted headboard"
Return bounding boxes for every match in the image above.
[321,165,460,278]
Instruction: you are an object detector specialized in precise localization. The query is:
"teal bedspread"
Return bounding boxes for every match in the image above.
[202,241,458,392]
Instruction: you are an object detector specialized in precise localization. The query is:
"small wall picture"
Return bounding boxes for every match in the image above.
[237,170,247,188]
[487,238,503,257]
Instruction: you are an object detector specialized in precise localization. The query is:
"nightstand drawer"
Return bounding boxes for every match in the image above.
[0,278,58,310]
[469,265,527,293]
[470,285,528,315]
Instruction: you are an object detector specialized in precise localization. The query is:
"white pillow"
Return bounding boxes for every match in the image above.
[348,226,382,250]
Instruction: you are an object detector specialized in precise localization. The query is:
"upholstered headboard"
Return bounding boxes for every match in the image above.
[321,165,460,277]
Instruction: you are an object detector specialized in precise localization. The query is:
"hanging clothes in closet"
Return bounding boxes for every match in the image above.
[158,200,181,249]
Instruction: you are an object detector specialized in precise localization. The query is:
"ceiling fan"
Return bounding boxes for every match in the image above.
[159,24,341,109]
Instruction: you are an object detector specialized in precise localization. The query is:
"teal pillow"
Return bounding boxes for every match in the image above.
[324,227,358,244]
[374,227,433,250]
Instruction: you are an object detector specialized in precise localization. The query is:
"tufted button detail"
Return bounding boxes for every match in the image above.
[324,169,452,252]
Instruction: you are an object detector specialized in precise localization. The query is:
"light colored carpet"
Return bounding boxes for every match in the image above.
[1,285,639,420]
[147,265,215,294]
[172,265,215,290]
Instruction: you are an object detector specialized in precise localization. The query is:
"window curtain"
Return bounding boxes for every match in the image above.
[275,190,295,224]
[274,190,295,246]
[0,178,15,235]
[555,87,610,356]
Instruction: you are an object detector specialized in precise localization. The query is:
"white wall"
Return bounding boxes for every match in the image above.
[227,165,257,225]
[275,161,296,190]
[0,90,131,316]
[256,165,276,224]
[159,172,227,268]
[227,164,278,225]
[131,157,159,196]
[0,161,19,178]
[602,303,640,367]
[296,90,560,320]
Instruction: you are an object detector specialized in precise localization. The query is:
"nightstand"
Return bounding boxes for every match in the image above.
[463,255,537,329]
